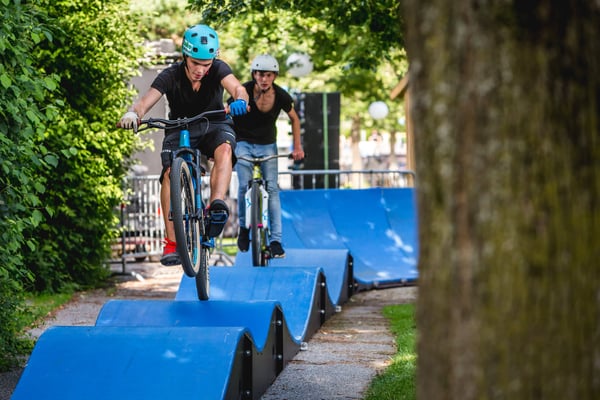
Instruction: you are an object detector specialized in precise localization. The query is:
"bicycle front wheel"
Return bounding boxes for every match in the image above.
[195,244,211,300]
[250,181,267,266]
[170,157,201,277]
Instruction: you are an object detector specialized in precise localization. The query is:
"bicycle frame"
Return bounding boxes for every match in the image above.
[238,153,291,266]
[173,130,205,230]
[244,163,269,231]
[135,109,226,300]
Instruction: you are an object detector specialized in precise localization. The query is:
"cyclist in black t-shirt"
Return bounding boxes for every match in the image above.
[119,24,249,266]
[228,54,304,258]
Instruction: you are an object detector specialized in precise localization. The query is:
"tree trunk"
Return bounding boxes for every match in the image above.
[388,128,397,170]
[403,1,599,399]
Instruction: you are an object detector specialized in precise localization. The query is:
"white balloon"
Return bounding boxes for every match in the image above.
[368,101,389,120]
[286,53,314,77]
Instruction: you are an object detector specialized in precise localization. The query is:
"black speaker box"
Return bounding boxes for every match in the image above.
[294,92,340,188]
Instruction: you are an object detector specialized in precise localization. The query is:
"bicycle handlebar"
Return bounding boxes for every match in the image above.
[237,153,295,164]
[135,109,227,133]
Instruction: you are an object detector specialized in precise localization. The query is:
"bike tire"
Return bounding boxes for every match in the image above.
[250,181,265,266]
[195,244,211,300]
[170,157,201,277]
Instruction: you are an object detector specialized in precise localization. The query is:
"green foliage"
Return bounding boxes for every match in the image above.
[364,304,416,400]
[0,0,59,370]
[1,0,142,370]
[20,0,143,292]
[131,0,201,40]
[189,0,408,134]
[194,0,404,65]
[22,291,74,331]
[191,0,405,80]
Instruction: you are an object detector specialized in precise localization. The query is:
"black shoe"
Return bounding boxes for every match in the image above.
[237,227,249,252]
[206,199,229,237]
[269,241,285,258]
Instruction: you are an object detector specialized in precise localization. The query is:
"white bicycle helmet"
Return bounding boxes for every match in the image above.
[250,54,279,73]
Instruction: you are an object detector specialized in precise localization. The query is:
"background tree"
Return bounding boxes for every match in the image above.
[404,1,599,398]
[190,0,408,157]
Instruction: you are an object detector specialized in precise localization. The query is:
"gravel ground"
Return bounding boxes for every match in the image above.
[0,261,417,400]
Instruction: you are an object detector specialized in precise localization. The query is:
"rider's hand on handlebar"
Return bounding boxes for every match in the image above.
[228,99,248,117]
[118,111,140,131]
[291,148,305,161]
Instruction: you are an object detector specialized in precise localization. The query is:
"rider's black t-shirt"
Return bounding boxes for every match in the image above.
[151,59,232,120]
[231,81,293,145]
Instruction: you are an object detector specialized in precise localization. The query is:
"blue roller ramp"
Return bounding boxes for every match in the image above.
[235,248,354,305]
[96,300,299,397]
[280,187,419,289]
[11,326,252,400]
[176,266,333,342]
[280,190,344,249]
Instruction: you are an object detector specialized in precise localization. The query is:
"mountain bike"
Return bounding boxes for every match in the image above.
[135,109,227,300]
[237,153,292,267]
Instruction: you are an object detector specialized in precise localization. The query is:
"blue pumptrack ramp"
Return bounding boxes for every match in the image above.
[12,187,418,399]
[234,248,354,305]
[176,266,332,342]
[280,187,419,289]
[12,326,252,400]
[95,300,298,396]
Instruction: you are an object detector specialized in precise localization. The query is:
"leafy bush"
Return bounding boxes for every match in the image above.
[22,0,143,292]
[1,0,142,369]
[0,0,59,370]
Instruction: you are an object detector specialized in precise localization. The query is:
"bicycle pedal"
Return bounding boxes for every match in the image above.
[201,237,215,247]
[206,210,228,237]
[210,210,228,223]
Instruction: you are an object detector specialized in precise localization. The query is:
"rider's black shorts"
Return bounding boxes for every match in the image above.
[159,120,237,181]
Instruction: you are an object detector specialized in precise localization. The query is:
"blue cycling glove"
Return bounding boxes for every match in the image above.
[229,99,248,116]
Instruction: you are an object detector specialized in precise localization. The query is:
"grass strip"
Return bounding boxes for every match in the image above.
[364,303,416,400]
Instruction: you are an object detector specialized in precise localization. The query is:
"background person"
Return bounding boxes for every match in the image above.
[229,54,304,258]
[118,24,249,266]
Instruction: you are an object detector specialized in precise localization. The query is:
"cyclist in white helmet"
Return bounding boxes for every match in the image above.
[119,24,249,266]
[228,54,305,258]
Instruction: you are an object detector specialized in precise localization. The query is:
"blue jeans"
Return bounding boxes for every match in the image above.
[235,142,282,243]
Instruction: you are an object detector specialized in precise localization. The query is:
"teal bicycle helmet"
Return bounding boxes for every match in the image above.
[182,24,219,59]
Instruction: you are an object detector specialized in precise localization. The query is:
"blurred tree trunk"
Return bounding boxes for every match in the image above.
[388,128,397,169]
[403,1,599,399]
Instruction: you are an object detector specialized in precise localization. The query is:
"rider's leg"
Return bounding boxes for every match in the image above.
[160,168,176,242]
[234,141,253,251]
[234,141,253,229]
[209,142,233,204]
[263,143,283,244]
[159,143,179,265]
[204,142,233,237]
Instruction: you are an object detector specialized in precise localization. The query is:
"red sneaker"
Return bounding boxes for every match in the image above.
[160,238,180,266]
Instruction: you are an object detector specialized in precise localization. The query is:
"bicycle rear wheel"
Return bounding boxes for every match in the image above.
[195,244,211,300]
[250,181,267,266]
[170,157,201,277]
